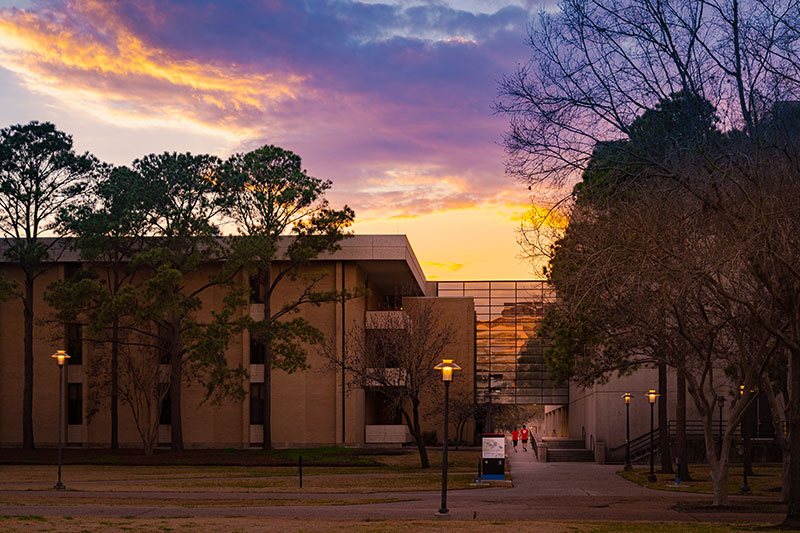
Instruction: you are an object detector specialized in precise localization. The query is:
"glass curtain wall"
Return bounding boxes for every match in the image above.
[437,281,568,405]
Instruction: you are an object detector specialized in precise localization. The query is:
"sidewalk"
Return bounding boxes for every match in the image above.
[0,440,787,523]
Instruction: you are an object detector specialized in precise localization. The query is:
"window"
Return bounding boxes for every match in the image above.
[160,386,171,425]
[250,383,265,424]
[67,383,82,425]
[66,323,82,365]
[250,338,266,364]
[249,274,263,303]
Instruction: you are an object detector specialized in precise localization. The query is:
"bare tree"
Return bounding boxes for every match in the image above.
[325,299,457,468]
[540,171,780,506]
[114,335,171,456]
[498,3,800,518]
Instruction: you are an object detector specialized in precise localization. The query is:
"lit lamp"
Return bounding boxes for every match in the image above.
[434,359,460,515]
[645,389,659,483]
[623,392,632,472]
[51,350,70,490]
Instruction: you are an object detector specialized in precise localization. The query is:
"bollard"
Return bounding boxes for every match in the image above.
[299,455,303,488]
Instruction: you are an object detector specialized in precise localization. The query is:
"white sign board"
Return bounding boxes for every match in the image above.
[482,435,505,459]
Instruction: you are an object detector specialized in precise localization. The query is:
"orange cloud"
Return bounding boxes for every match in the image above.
[0,3,303,138]
[422,261,465,271]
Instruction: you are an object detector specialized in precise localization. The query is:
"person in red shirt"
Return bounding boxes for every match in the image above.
[520,425,530,451]
[511,427,519,452]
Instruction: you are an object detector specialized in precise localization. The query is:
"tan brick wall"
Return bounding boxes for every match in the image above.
[0,257,475,449]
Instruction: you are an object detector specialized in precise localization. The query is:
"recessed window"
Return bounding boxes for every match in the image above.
[66,323,82,365]
[250,383,265,424]
[67,383,82,425]
[250,338,266,364]
[249,274,263,303]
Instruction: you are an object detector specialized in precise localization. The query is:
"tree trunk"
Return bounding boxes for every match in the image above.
[709,456,730,506]
[760,372,789,502]
[703,412,730,506]
[659,363,673,473]
[262,262,273,451]
[676,370,692,481]
[169,319,184,451]
[783,452,791,505]
[783,348,800,528]
[693,388,730,506]
[413,399,430,467]
[742,402,753,477]
[111,264,120,449]
[22,273,35,450]
[111,316,119,449]
[403,399,430,468]
[263,349,272,450]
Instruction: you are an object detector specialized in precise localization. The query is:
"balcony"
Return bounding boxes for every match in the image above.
[249,303,265,321]
[365,424,412,445]
[366,311,411,329]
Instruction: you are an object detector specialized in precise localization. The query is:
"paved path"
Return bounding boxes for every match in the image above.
[0,439,786,523]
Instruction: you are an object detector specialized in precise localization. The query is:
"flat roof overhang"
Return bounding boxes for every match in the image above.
[288,234,427,296]
[1,234,428,296]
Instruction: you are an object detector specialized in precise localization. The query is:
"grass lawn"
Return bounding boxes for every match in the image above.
[0,448,487,496]
[0,516,776,532]
[619,463,783,498]
[0,446,391,467]
[620,463,789,515]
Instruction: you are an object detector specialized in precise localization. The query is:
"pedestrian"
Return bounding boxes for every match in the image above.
[520,425,529,451]
[511,427,519,452]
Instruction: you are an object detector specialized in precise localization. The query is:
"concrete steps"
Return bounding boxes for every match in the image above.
[546,449,596,462]
[541,438,595,462]
[542,438,586,449]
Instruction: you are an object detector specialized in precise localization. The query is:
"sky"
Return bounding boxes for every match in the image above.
[0,0,555,280]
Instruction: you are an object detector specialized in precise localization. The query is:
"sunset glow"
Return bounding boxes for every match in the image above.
[0,0,549,280]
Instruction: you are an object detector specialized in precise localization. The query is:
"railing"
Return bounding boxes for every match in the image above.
[610,419,775,463]
[610,428,656,460]
[667,419,775,440]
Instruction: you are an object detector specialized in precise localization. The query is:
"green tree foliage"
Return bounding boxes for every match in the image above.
[130,151,245,451]
[221,145,356,450]
[45,157,248,453]
[49,165,155,448]
[0,121,98,449]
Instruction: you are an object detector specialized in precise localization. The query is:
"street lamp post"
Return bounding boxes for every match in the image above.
[51,350,70,490]
[717,395,726,459]
[739,386,751,494]
[624,393,632,472]
[646,389,659,483]
[434,359,460,515]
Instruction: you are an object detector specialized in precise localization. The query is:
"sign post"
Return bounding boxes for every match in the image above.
[481,433,505,480]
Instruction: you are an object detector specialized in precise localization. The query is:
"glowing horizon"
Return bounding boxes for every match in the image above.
[0,0,559,281]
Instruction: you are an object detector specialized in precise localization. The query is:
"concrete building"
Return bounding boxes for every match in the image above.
[3,232,768,461]
[0,235,475,449]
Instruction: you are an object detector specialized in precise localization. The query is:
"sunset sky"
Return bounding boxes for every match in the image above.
[0,0,555,280]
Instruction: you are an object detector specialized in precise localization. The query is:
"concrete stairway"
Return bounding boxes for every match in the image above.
[541,438,595,462]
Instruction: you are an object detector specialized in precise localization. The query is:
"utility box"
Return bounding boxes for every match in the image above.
[482,433,505,480]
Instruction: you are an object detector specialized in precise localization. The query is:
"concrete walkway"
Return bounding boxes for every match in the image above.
[0,439,786,523]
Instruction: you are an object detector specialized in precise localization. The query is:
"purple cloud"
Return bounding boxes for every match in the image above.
[0,0,536,216]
